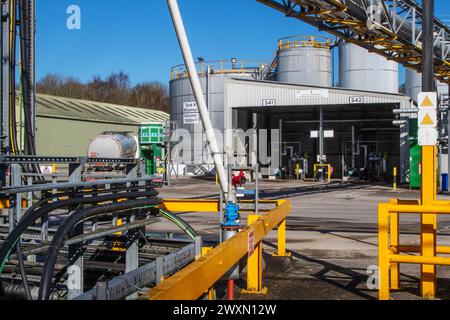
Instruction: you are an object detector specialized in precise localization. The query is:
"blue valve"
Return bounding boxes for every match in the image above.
[222,202,240,227]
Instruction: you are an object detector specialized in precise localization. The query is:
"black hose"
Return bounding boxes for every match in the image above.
[15,242,32,300]
[22,183,156,224]
[38,197,162,300]
[0,189,158,277]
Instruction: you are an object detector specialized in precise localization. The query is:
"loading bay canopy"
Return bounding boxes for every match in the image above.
[223,79,413,183]
[224,78,412,110]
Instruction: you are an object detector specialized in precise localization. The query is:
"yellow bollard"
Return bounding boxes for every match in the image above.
[393,167,397,190]
[296,163,300,180]
[272,219,291,257]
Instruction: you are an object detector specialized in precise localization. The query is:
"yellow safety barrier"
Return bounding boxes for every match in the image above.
[313,164,332,183]
[148,199,292,300]
[378,199,450,300]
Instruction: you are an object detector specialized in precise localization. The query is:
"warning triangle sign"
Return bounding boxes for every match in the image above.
[421,95,434,108]
[421,113,434,126]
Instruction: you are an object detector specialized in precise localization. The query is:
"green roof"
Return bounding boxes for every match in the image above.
[33,94,169,125]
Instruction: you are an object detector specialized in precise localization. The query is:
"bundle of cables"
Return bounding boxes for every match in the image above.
[0,184,198,300]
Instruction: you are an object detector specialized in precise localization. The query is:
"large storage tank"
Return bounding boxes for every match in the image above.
[276,36,332,87]
[405,68,449,101]
[339,42,399,93]
[170,60,265,165]
[88,132,137,159]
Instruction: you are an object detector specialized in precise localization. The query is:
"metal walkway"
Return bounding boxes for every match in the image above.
[257,0,450,84]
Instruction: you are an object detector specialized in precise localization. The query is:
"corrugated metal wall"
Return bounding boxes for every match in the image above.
[36,118,139,157]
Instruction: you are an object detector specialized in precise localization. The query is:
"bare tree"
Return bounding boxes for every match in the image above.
[36,72,170,113]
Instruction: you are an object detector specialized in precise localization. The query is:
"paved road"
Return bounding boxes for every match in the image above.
[155,177,450,300]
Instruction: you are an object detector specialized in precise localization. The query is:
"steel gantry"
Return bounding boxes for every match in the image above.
[257,0,450,84]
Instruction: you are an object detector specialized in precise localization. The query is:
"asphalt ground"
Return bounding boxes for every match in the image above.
[153,177,450,300]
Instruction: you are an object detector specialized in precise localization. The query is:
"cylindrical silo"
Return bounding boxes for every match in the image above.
[170,60,264,166]
[405,68,449,101]
[339,42,399,93]
[276,36,332,87]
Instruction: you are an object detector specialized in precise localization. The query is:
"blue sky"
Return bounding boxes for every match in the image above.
[37,0,450,86]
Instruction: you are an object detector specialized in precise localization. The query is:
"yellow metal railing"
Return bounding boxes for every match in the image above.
[278,36,331,50]
[169,59,267,80]
[148,199,292,300]
[378,199,450,300]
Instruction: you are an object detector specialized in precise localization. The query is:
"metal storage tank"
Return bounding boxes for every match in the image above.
[170,60,265,165]
[88,133,137,159]
[339,42,399,93]
[276,36,332,87]
[405,68,449,101]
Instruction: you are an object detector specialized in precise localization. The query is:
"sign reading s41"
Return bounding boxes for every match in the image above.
[418,92,438,146]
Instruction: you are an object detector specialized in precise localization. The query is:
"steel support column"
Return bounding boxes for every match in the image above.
[420,0,437,299]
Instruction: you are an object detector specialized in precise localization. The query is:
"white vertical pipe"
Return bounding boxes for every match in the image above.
[167,0,229,195]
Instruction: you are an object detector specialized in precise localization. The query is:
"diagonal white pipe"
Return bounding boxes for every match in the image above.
[167,0,229,196]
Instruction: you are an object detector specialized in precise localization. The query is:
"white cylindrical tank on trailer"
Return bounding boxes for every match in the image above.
[88,133,138,159]
[339,42,399,93]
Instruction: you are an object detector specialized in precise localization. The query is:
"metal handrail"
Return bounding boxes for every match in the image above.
[170,59,268,80]
[278,36,331,50]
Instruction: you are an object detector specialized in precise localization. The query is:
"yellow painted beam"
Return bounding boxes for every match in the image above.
[386,205,450,214]
[393,245,450,255]
[160,199,220,213]
[390,254,450,266]
[160,199,280,213]
[148,200,291,300]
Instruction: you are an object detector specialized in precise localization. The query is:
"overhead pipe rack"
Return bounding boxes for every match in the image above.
[257,0,450,84]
